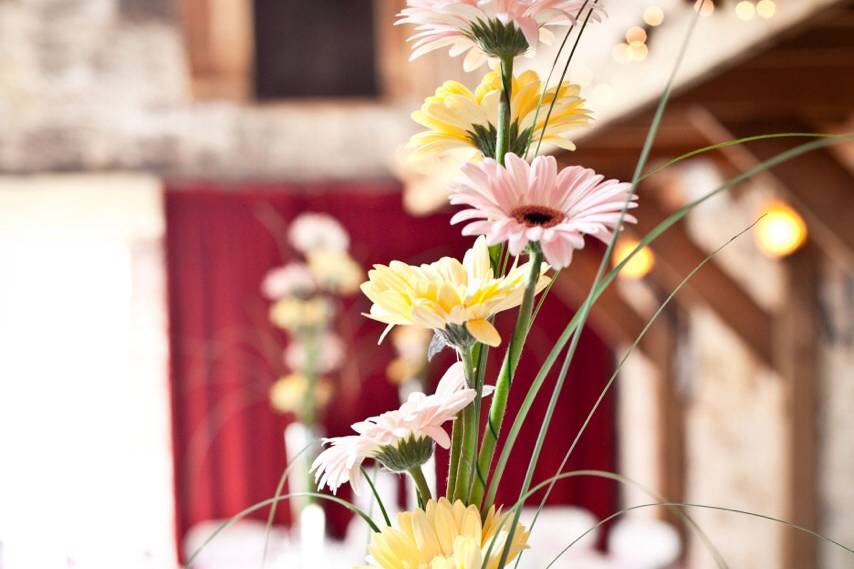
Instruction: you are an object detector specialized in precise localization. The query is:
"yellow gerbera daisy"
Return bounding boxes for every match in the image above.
[360,237,549,348]
[409,70,591,158]
[358,498,529,569]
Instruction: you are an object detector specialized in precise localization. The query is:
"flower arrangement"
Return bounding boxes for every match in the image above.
[263,212,363,480]
[188,2,854,568]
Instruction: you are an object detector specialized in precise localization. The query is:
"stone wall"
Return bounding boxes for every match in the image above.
[0,0,412,181]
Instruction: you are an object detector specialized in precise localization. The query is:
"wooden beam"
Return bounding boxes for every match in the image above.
[690,108,854,263]
[777,243,820,569]
[178,0,253,100]
[634,198,777,370]
[717,118,854,266]
[645,308,685,530]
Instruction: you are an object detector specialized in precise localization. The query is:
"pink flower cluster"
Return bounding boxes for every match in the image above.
[397,0,600,70]
[312,362,487,494]
[450,153,636,269]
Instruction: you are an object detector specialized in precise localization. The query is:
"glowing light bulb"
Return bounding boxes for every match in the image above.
[614,239,655,279]
[628,43,649,62]
[643,6,665,27]
[756,0,776,18]
[626,25,647,46]
[736,1,756,21]
[696,0,715,16]
[612,42,631,64]
[755,202,808,258]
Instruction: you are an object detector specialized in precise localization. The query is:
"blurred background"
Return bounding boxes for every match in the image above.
[0,0,852,568]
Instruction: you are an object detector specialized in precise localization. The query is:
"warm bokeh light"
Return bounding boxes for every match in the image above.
[628,43,649,62]
[697,0,715,16]
[756,0,777,19]
[612,42,631,64]
[626,25,647,46]
[643,6,665,27]
[755,201,808,258]
[613,239,656,279]
[736,1,757,21]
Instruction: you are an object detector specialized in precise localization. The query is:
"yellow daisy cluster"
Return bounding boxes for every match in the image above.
[361,237,549,348]
[360,498,529,569]
[409,69,591,158]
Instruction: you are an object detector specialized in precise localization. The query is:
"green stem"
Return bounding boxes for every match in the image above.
[446,407,464,500]
[494,54,514,164]
[408,466,433,508]
[472,245,543,510]
[455,347,479,503]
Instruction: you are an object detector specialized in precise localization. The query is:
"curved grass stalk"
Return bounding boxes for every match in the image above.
[515,220,763,569]
[545,501,854,569]
[361,466,393,527]
[261,441,320,567]
[493,8,703,566]
[480,469,729,569]
[528,0,598,159]
[523,0,588,159]
[639,132,836,182]
[186,491,380,567]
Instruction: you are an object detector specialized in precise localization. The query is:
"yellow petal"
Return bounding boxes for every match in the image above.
[466,319,500,347]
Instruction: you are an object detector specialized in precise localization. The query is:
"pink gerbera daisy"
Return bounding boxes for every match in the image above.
[396,0,603,71]
[449,153,637,269]
[311,362,487,494]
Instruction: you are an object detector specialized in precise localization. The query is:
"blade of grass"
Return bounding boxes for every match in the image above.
[521,219,763,568]
[361,466,393,527]
[480,469,729,569]
[639,132,836,182]
[545,501,854,568]
[261,440,320,567]
[523,0,589,159]
[529,0,598,158]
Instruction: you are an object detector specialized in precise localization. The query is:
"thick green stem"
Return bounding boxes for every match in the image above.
[454,347,479,503]
[408,467,432,509]
[472,246,543,509]
[494,54,514,164]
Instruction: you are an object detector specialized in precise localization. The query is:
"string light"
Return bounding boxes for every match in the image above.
[756,0,776,18]
[626,25,647,46]
[755,201,808,258]
[613,239,656,279]
[612,42,631,64]
[628,43,649,62]
[696,0,715,17]
[735,1,756,21]
[643,6,665,27]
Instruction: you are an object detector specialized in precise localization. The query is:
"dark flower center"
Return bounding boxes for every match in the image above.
[511,205,565,228]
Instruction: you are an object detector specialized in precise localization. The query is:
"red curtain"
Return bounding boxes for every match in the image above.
[165,182,617,558]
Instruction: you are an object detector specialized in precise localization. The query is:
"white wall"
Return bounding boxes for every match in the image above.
[0,175,176,569]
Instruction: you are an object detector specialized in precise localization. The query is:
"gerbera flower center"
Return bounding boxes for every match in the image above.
[511,205,565,228]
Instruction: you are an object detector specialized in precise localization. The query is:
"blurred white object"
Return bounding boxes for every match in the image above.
[185,519,288,569]
[298,504,326,565]
[284,423,318,519]
[516,506,600,568]
[288,212,350,253]
[608,517,681,569]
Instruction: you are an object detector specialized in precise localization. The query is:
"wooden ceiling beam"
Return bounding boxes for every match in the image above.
[633,198,777,371]
[692,111,854,265]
